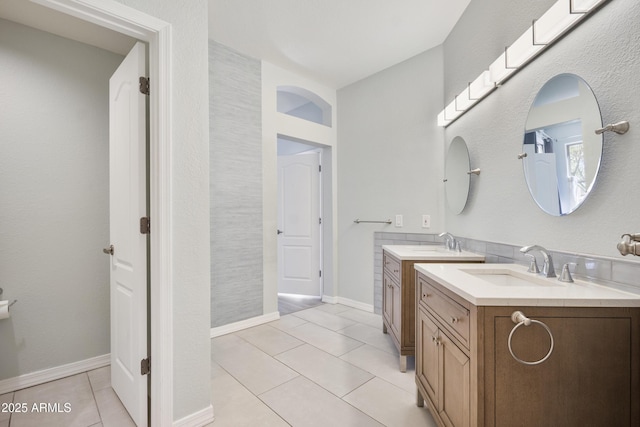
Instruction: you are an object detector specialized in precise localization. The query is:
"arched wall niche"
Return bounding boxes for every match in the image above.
[277,85,332,127]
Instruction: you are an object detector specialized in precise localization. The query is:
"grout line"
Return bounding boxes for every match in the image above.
[85,372,104,427]
[212,303,425,427]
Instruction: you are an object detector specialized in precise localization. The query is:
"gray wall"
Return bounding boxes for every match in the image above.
[337,47,445,306]
[209,41,264,327]
[443,0,640,262]
[0,19,122,379]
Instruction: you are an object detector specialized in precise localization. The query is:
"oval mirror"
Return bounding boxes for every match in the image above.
[523,74,603,216]
[445,136,471,214]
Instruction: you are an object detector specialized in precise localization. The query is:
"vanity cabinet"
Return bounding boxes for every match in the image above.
[382,248,483,372]
[382,251,414,372]
[416,273,474,427]
[415,270,640,427]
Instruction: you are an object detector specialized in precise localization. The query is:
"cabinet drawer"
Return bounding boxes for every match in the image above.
[383,253,401,282]
[421,281,470,348]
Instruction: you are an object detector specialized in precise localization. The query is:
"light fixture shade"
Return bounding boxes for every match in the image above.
[572,0,607,13]
[507,27,545,68]
[469,71,494,100]
[437,110,448,127]
[489,52,516,84]
[534,0,581,45]
[444,99,463,123]
[455,87,473,112]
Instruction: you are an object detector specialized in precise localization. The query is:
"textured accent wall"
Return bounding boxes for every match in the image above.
[209,41,264,327]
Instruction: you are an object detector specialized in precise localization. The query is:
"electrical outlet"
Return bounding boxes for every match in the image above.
[395,214,403,227]
[422,215,431,228]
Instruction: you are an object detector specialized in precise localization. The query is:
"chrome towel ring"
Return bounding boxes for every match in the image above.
[508,311,554,366]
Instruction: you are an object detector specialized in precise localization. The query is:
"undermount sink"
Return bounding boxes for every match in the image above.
[460,268,564,287]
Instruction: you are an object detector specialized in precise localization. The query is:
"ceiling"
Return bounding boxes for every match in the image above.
[209,0,472,89]
[1,0,471,90]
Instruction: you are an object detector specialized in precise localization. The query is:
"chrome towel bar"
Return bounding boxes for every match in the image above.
[353,219,392,224]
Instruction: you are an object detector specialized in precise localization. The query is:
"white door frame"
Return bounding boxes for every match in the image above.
[34,0,173,425]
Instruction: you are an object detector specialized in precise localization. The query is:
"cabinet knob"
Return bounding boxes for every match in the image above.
[451,317,459,324]
[393,269,399,273]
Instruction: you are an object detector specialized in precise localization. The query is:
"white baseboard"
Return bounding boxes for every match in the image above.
[0,353,110,395]
[173,404,214,427]
[210,311,280,338]
[321,295,374,313]
[321,295,338,304]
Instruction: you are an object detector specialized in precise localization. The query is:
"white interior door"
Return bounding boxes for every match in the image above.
[528,152,560,215]
[108,41,148,427]
[277,152,321,297]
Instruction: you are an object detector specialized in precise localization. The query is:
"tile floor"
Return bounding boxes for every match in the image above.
[208,303,437,427]
[0,366,134,427]
[1,303,437,427]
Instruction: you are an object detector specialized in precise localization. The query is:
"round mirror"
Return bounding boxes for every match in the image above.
[523,74,603,216]
[445,136,471,214]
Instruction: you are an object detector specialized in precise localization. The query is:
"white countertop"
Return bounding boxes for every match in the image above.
[382,245,485,262]
[414,263,640,307]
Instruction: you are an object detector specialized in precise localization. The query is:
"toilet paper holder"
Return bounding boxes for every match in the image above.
[0,288,17,308]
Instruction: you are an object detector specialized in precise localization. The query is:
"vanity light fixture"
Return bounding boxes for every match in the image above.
[438,71,494,126]
[437,0,611,127]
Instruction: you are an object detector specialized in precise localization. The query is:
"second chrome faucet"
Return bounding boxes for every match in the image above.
[439,232,461,252]
[520,245,556,278]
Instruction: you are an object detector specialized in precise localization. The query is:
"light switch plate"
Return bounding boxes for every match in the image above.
[395,214,403,227]
[422,215,431,228]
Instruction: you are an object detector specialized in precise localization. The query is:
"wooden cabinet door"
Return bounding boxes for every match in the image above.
[491,314,633,427]
[417,309,440,408]
[439,332,470,427]
[382,272,394,326]
[391,279,402,337]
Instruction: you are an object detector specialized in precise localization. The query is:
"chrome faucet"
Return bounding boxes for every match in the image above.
[520,245,556,278]
[438,232,460,251]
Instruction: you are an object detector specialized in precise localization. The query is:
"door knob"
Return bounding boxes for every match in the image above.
[103,245,114,255]
[277,229,284,235]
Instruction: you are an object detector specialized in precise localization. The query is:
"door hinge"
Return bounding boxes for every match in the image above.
[319,165,322,172]
[319,217,322,225]
[139,77,150,95]
[319,270,322,278]
[141,358,150,375]
[140,217,150,234]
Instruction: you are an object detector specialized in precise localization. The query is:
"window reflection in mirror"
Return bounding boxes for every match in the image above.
[523,74,603,216]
